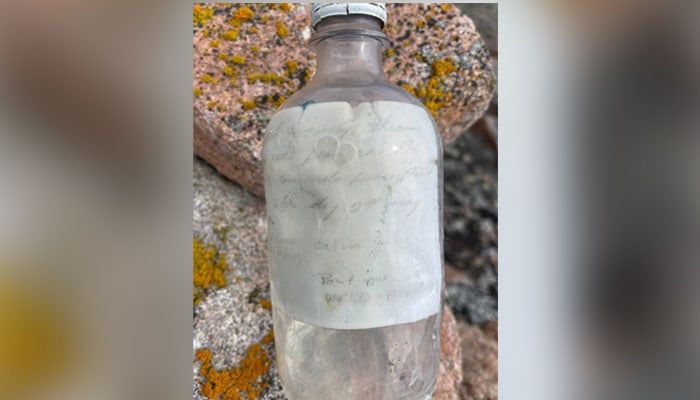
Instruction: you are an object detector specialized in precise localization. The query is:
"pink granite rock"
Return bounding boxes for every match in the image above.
[458,321,498,400]
[193,3,495,198]
[433,304,464,400]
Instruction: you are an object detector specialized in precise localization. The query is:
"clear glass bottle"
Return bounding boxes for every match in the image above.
[263,4,443,400]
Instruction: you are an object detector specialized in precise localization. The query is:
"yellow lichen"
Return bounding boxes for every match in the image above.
[209,39,221,48]
[202,29,210,38]
[207,101,217,110]
[279,3,292,12]
[194,87,203,96]
[193,237,228,305]
[260,15,269,24]
[416,20,426,29]
[431,58,456,77]
[193,4,214,27]
[258,299,272,310]
[240,100,256,110]
[221,30,239,41]
[223,66,234,76]
[234,6,255,23]
[285,60,297,73]
[217,105,226,112]
[231,55,246,65]
[385,48,395,57]
[400,84,416,96]
[249,27,258,34]
[218,53,228,61]
[441,4,452,12]
[251,45,260,53]
[276,21,289,39]
[196,337,272,400]
[200,74,213,84]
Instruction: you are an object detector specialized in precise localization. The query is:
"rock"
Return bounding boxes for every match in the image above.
[193,3,495,198]
[458,322,498,400]
[455,4,498,56]
[432,305,463,400]
[193,157,464,400]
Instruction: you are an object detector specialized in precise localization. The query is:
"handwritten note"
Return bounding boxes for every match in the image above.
[263,101,442,330]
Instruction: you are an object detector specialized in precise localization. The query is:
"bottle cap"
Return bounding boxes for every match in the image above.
[311,3,387,29]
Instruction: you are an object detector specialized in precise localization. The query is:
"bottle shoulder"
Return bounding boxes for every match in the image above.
[279,79,428,114]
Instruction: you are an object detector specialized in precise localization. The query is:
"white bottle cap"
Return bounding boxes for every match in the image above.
[311,3,387,29]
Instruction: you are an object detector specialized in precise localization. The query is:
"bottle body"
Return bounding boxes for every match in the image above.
[262,15,443,400]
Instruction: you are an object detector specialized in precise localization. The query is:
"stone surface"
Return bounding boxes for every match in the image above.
[193,157,464,400]
[193,3,495,198]
[458,322,498,400]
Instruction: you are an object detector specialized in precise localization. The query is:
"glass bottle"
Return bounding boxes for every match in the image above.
[262,4,443,400]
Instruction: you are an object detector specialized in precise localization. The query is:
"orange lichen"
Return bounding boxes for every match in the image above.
[193,237,228,305]
[240,100,256,110]
[258,299,272,311]
[221,30,239,41]
[193,4,214,27]
[285,60,297,73]
[431,58,456,77]
[441,4,452,12]
[275,21,289,39]
[261,330,275,345]
[196,338,271,400]
[400,84,416,96]
[235,6,255,22]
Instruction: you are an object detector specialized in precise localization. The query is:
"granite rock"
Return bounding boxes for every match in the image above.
[193,157,464,400]
[458,322,498,400]
[193,3,495,198]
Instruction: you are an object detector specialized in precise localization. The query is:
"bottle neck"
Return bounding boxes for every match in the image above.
[311,15,388,85]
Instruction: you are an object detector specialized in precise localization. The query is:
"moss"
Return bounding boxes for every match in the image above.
[221,30,239,41]
[196,335,272,400]
[275,21,289,39]
[200,74,214,84]
[193,237,228,305]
